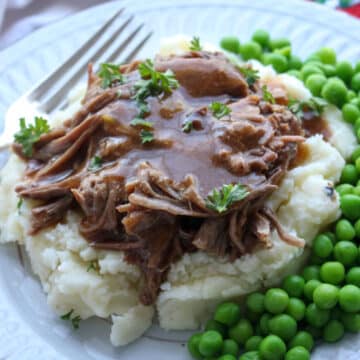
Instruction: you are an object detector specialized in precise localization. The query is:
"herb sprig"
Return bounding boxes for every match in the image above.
[262,85,275,104]
[88,156,102,171]
[140,129,154,144]
[98,63,125,89]
[17,197,23,213]
[14,117,50,157]
[130,118,154,129]
[288,97,327,119]
[189,36,202,51]
[210,102,231,120]
[237,66,260,86]
[60,309,81,330]
[206,183,249,213]
[87,260,99,273]
[182,120,194,133]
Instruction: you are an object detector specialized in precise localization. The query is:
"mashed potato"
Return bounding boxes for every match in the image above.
[0,36,356,345]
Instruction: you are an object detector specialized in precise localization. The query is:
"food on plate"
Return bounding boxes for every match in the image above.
[0,32,359,352]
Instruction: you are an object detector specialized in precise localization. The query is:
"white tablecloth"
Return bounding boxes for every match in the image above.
[0,0,112,50]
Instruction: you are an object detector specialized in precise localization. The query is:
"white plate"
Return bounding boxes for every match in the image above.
[1,0,360,359]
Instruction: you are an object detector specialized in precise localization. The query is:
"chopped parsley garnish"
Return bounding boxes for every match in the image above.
[182,120,194,133]
[140,129,154,144]
[262,85,275,104]
[130,118,154,128]
[17,197,23,213]
[189,36,202,51]
[209,102,231,120]
[60,309,81,330]
[237,66,260,86]
[14,117,50,157]
[98,63,125,89]
[87,261,99,272]
[88,156,102,171]
[288,97,327,119]
[206,183,249,213]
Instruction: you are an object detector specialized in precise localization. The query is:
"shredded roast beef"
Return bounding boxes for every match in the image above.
[14,51,309,305]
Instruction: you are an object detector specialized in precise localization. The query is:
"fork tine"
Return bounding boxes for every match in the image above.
[43,23,146,112]
[108,31,153,64]
[30,7,125,101]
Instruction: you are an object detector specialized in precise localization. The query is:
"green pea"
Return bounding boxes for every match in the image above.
[351,97,360,108]
[269,38,290,50]
[305,303,330,327]
[305,74,326,96]
[229,319,253,345]
[321,78,348,108]
[347,90,357,102]
[335,219,356,242]
[323,231,337,244]
[355,61,360,73]
[246,292,265,313]
[336,61,354,84]
[334,241,358,266]
[287,70,302,79]
[239,351,261,360]
[316,47,337,65]
[336,184,354,196]
[322,320,345,343]
[351,145,360,163]
[246,309,261,323]
[357,127,360,143]
[302,265,321,281]
[274,46,291,58]
[282,275,305,297]
[288,55,302,70]
[187,333,203,360]
[340,164,358,184]
[240,41,262,61]
[301,64,323,81]
[220,36,240,54]
[304,325,322,339]
[264,288,289,314]
[286,298,306,321]
[221,339,239,356]
[268,314,297,341]
[288,331,314,351]
[355,158,360,175]
[219,355,237,360]
[198,330,223,357]
[342,103,360,124]
[259,335,286,360]
[304,279,321,301]
[322,64,336,77]
[340,312,360,332]
[259,313,271,335]
[245,336,263,352]
[285,346,310,360]
[205,319,228,338]
[263,53,288,73]
[214,302,241,326]
[351,72,360,92]
[320,261,345,285]
[313,234,333,258]
[313,283,339,310]
[346,267,360,287]
[252,29,270,48]
[339,284,360,313]
[340,194,360,220]
[309,253,325,266]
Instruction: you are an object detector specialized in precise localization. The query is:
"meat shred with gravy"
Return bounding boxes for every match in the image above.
[14,51,307,305]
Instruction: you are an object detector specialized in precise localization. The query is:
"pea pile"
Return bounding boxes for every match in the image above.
[187,30,360,360]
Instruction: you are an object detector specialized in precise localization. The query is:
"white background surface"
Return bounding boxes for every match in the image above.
[1,0,360,359]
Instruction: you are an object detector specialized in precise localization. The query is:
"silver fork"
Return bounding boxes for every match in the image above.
[0,7,152,149]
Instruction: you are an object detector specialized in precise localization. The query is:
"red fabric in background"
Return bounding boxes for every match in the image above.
[339,4,360,18]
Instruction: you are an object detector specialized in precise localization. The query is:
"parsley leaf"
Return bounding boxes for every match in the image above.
[98,63,125,89]
[262,85,275,104]
[60,309,81,330]
[88,156,102,171]
[288,97,327,119]
[86,261,99,272]
[140,129,154,144]
[210,102,231,120]
[17,197,23,213]
[130,118,154,128]
[205,183,249,213]
[182,120,194,133]
[14,117,50,157]
[237,66,260,86]
[189,36,202,51]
